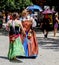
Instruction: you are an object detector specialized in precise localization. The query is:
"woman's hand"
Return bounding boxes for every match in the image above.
[6,26,9,31]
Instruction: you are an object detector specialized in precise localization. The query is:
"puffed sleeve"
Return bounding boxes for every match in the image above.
[31,17,37,27]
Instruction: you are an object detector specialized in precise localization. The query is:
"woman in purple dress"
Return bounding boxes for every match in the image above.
[54,13,59,37]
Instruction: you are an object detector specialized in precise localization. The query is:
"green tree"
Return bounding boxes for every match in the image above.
[0,0,33,11]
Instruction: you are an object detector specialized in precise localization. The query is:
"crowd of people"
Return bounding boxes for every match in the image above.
[0,9,59,61]
[40,12,59,38]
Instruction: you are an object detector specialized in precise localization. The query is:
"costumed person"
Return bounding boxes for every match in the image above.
[6,13,25,61]
[20,10,38,58]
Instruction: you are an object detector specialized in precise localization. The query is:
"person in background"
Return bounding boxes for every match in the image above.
[27,9,34,17]
[41,14,50,38]
[53,13,59,37]
[2,11,6,23]
[7,13,12,22]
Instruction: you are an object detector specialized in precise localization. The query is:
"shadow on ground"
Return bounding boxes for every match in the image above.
[0,28,8,36]
[37,37,59,51]
[16,56,37,59]
[0,56,23,63]
[0,56,8,60]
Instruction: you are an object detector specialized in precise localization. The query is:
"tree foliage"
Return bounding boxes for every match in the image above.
[0,0,33,11]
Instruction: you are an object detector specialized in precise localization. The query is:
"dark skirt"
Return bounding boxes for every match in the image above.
[42,24,50,32]
[54,22,58,28]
